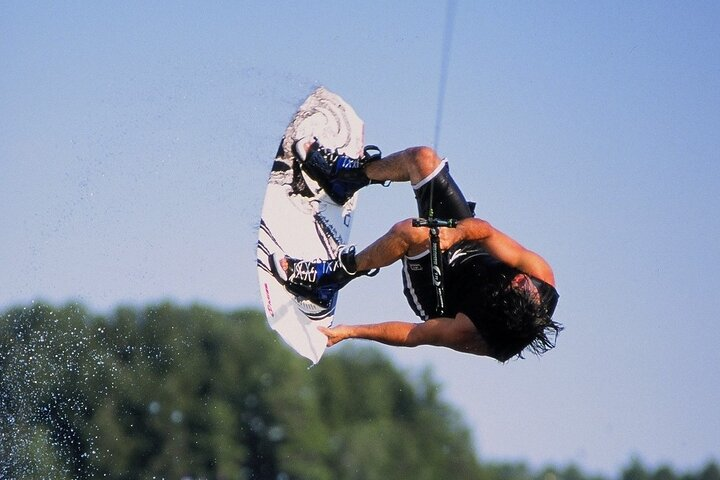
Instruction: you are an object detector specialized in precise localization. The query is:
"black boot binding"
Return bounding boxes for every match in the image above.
[297,139,383,205]
[270,245,378,309]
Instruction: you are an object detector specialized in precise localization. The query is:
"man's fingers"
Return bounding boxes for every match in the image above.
[317,326,335,347]
[439,228,458,250]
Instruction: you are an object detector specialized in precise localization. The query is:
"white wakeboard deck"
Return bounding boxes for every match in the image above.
[256,87,364,364]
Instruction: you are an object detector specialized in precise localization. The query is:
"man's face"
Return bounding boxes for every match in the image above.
[509,273,541,305]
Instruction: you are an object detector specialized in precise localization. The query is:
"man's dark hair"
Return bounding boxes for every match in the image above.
[483,274,562,361]
[455,264,562,362]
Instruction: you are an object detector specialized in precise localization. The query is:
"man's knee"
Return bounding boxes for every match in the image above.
[405,146,442,181]
[391,218,426,246]
[407,146,442,167]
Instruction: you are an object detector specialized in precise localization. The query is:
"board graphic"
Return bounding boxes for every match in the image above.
[256,87,364,364]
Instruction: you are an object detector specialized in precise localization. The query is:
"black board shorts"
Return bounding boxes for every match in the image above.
[402,160,476,319]
[412,160,474,221]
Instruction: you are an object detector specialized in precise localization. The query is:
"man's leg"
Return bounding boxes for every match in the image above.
[365,146,442,185]
[275,146,455,300]
[338,145,470,269]
[354,219,429,271]
[272,218,425,308]
[319,144,451,272]
[298,140,444,202]
[276,218,426,280]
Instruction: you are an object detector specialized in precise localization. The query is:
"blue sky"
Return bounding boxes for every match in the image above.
[2,1,719,474]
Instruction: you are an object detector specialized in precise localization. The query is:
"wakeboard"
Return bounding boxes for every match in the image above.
[256,87,365,364]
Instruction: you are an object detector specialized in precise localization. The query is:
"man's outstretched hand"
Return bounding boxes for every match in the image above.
[318,325,351,347]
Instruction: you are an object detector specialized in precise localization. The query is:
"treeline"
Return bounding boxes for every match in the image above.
[0,302,717,480]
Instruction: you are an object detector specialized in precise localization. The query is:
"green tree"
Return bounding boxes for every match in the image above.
[698,462,720,480]
[623,459,651,480]
[3,302,719,480]
[653,465,679,480]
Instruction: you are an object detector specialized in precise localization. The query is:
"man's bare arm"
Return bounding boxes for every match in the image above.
[319,321,433,348]
[318,314,490,356]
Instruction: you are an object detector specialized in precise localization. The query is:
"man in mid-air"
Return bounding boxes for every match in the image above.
[271,141,561,362]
